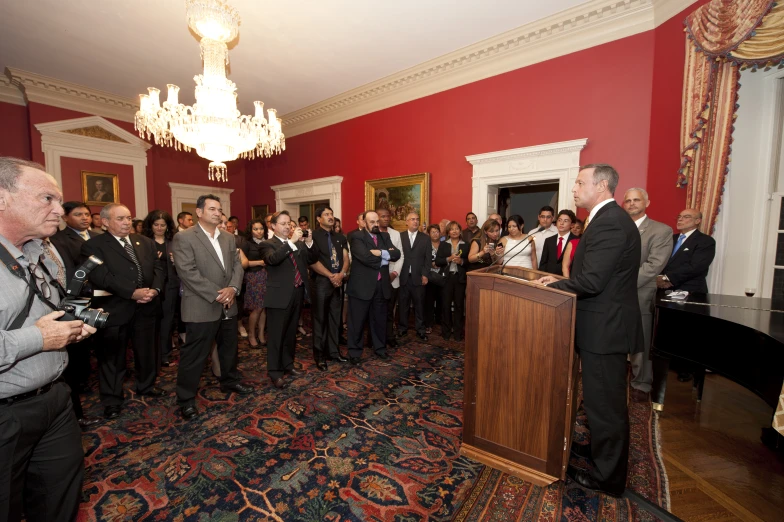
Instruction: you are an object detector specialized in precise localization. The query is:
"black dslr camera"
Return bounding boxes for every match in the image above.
[57,255,109,328]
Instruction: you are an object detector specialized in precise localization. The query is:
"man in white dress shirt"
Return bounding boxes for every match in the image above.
[377,208,404,348]
[530,206,558,266]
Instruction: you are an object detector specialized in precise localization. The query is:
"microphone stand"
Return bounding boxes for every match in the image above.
[500,227,543,272]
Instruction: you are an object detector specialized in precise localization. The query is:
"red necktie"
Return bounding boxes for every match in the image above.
[372,234,381,280]
[557,236,563,257]
[289,252,303,287]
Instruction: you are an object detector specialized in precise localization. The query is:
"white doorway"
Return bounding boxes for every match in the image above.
[270,176,344,221]
[466,139,588,224]
[169,182,235,218]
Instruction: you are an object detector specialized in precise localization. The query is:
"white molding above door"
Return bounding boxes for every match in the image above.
[270,176,344,221]
[169,182,234,218]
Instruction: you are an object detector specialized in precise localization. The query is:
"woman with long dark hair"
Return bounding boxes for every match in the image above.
[241,218,268,348]
[436,221,469,341]
[142,210,178,366]
[467,218,504,272]
[498,214,537,269]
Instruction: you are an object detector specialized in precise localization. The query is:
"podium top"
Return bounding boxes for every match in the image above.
[469,264,565,283]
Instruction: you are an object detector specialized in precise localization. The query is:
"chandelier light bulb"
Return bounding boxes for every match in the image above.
[134,0,284,181]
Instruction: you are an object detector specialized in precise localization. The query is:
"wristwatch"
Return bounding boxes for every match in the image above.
[230,286,239,295]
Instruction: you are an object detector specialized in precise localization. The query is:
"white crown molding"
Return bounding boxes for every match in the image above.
[281,0,696,138]
[466,139,589,165]
[36,116,150,217]
[5,67,138,122]
[270,176,344,220]
[0,75,25,106]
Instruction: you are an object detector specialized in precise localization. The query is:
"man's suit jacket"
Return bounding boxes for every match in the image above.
[259,236,315,310]
[172,225,244,323]
[82,233,164,326]
[50,227,97,281]
[662,229,715,293]
[346,230,401,301]
[539,232,576,275]
[637,217,673,315]
[549,201,643,355]
[399,230,431,286]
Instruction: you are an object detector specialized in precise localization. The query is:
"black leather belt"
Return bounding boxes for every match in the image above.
[0,380,59,405]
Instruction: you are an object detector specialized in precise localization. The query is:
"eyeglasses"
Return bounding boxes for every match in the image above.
[29,260,52,300]
[677,215,696,220]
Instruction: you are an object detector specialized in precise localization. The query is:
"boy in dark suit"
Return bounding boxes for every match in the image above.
[538,209,576,275]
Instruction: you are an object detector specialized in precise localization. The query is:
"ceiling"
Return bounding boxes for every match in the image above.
[0,0,589,116]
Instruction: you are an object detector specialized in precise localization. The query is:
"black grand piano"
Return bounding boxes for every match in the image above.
[651,291,784,449]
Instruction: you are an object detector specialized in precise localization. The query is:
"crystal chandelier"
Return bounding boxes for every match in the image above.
[135,0,284,182]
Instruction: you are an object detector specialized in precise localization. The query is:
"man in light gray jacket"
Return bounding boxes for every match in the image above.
[624,188,672,402]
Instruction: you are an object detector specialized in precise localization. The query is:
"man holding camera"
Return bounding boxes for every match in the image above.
[0,157,96,522]
[82,203,165,419]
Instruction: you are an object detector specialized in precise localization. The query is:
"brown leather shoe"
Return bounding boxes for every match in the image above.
[269,377,288,389]
[630,388,650,403]
[284,367,304,377]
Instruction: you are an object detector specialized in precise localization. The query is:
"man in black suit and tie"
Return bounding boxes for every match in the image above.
[49,201,100,428]
[308,206,349,370]
[346,211,401,364]
[538,209,577,275]
[82,203,166,419]
[657,208,716,294]
[397,212,430,342]
[536,164,643,497]
[260,211,315,388]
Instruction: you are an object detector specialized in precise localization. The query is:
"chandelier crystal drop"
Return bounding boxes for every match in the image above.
[135,0,284,182]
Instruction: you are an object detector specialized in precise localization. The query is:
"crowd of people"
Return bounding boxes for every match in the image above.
[0,156,719,518]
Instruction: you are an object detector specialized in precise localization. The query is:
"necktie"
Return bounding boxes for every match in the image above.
[80,231,90,241]
[557,236,563,257]
[41,239,66,288]
[583,218,590,231]
[327,232,338,272]
[121,237,144,287]
[671,234,687,257]
[372,234,381,280]
[289,251,303,287]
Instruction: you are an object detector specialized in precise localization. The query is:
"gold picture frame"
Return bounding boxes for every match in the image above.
[81,171,119,206]
[251,204,269,220]
[365,173,430,232]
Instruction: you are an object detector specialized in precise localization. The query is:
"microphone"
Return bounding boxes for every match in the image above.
[500,226,544,271]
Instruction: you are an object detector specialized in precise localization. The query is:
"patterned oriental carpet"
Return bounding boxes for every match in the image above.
[77,320,669,521]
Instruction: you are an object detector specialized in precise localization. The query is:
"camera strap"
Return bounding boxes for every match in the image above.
[0,242,38,330]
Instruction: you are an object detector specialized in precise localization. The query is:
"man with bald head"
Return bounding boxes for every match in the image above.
[0,157,97,521]
[83,203,165,419]
[624,188,672,402]
[657,208,715,294]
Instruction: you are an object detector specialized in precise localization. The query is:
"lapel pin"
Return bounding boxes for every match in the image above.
[136,242,140,246]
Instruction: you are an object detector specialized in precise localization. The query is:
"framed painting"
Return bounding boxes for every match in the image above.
[364,173,430,232]
[251,204,269,220]
[82,171,119,206]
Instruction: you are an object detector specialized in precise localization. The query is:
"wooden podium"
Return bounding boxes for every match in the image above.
[460,265,579,486]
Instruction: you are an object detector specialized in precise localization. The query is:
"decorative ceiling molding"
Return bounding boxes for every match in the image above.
[5,67,138,122]
[62,125,130,143]
[281,0,696,137]
[0,75,25,106]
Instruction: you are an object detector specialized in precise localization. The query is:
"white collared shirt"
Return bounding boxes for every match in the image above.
[408,230,417,247]
[111,233,131,249]
[634,215,647,229]
[587,198,615,225]
[533,224,558,265]
[69,227,90,240]
[199,223,225,268]
[679,228,697,241]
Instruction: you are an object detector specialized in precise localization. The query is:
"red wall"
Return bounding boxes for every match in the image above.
[0,102,31,159]
[247,33,656,227]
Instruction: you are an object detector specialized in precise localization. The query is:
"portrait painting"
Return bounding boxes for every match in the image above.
[251,204,269,220]
[365,173,430,232]
[82,171,119,206]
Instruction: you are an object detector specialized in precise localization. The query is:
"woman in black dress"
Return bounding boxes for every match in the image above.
[241,218,268,348]
[142,210,179,366]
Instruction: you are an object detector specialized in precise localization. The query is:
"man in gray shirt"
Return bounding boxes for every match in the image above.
[0,157,97,522]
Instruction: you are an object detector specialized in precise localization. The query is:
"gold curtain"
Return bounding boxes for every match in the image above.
[678,0,784,234]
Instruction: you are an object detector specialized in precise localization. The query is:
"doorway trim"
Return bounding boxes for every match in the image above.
[467,139,588,223]
[270,176,343,220]
[168,182,235,217]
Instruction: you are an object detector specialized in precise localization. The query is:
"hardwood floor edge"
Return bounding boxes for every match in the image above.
[662,452,764,522]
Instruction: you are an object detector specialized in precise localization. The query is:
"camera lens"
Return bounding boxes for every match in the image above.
[78,307,110,328]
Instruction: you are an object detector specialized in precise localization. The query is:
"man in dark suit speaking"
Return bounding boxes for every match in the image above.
[346,211,400,364]
[536,164,643,497]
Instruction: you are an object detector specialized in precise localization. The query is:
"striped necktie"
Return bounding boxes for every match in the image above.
[41,239,66,288]
[121,237,144,287]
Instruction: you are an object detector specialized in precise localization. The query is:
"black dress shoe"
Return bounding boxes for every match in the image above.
[338,336,348,345]
[269,377,287,389]
[316,361,328,371]
[443,332,452,341]
[138,386,166,397]
[417,333,428,342]
[104,405,121,419]
[454,334,464,342]
[78,416,101,429]
[349,357,361,365]
[387,338,399,348]
[332,355,348,363]
[566,466,623,497]
[180,405,198,420]
[376,351,390,360]
[220,383,254,395]
[570,442,592,459]
[284,367,305,377]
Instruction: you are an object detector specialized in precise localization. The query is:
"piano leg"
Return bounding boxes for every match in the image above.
[693,368,706,402]
[651,354,670,411]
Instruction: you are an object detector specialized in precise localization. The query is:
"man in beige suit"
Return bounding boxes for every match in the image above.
[173,194,252,420]
[624,188,672,402]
